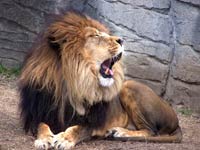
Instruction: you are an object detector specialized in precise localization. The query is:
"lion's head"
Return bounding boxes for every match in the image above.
[20,12,124,116]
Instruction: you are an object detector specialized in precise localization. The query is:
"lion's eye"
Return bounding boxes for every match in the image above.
[89,34,99,37]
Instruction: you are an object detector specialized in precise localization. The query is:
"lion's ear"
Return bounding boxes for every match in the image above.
[47,32,67,53]
[48,35,61,51]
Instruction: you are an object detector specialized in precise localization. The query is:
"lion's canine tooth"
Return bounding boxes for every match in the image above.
[105,68,109,75]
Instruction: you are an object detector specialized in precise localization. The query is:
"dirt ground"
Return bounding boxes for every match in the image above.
[0,75,200,150]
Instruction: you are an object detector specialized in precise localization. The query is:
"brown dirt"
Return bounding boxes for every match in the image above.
[0,75,200,150]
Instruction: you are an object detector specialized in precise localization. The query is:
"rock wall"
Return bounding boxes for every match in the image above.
[0,0,199,112]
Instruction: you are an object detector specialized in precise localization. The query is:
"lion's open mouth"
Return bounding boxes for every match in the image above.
[100,53,122,78]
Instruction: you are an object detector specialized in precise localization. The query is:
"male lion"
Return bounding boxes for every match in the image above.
[19,12,182,150]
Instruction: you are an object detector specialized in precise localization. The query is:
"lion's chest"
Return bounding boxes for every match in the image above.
[65,101,109,129]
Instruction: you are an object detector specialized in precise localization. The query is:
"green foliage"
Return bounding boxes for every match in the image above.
[0,63,21,77]
[177,107,193,116]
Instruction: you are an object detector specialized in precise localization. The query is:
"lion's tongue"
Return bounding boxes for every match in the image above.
[102,64,113,76]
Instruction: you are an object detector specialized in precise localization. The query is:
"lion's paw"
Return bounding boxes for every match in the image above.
[53,133,75,150]
[106,127,130,138]
[54,140,75,150]
[34,138,53,150]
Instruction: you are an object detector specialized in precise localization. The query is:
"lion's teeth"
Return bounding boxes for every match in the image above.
[105,68,109,75]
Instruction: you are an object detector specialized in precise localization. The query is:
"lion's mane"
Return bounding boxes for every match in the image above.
[19,12,124,135]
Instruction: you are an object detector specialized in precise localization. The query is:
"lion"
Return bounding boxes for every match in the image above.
[19,12,182,150]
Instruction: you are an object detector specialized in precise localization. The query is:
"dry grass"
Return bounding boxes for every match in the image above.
[0,75,199,150]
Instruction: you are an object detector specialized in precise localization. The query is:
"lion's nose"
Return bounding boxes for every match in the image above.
[116,38,124,46]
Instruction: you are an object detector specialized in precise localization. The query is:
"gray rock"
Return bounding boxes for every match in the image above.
[124,52,169,81]
[172,44,200,83]
[178,0,200,7]
[0,58,20,68]
[165,77,200,107]
[125,40,172,63]
[0,48,25,61]
[102,19,172,63]
[12,0,72,14]
[0,0,73,68]
[173,0,200,51]
[70,0,88,12]
[85,0,172,44]
[124,52,169,95]
[99,0,170,10]
[0,0,44,34]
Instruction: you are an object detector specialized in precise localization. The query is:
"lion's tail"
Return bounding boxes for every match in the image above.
[109,126,182,143]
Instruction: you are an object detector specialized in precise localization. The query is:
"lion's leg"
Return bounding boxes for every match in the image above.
[106,127,152,139]
[91,99,129,138]
[53,125,92,150]
[34,123,54,150]
[107,80,182,143]
[105,81,155,139]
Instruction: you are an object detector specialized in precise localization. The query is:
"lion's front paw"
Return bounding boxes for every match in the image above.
[54,140,75,150]
[106,127,130,138]
[53,132,75,150]
[34,138,53,150]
